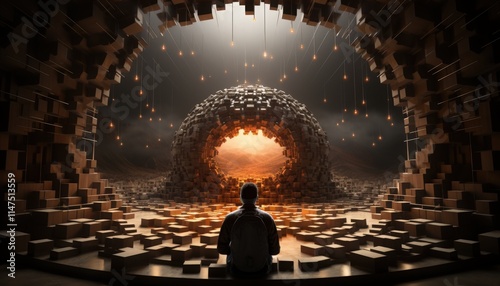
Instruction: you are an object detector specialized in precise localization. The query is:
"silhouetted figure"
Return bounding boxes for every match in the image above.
[217,182,280,277]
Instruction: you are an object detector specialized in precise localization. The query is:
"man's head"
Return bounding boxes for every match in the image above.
[240,182,258,205]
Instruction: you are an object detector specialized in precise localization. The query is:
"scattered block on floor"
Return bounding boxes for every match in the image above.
[172,232,193,245]
[196,225,213,234]
[407,241,432,254]
[96,230,115,244]
[333,237,359,251]
[278,256,294,272]
[425,222,454,240]
[139,233,157,244]
[370,246,397,265]
[350,249,388,273]
[429,247,458,260]
[141,217,156,227]
[200,233,218,245]
[157,231,173,240]
[298,256,331,272]
[419,237,448,248]
[55,222,82,239]
[208,263,227,277]
[143,236,163,249]
[204,245,219,259]
[314,234,333,246]
[454,239,480,257]
[190,243,207,257]
[479,231,500,254]
[158,243,180,255]
[389,230,410,243]
[372,235,402,251]
[301,243,324,256]
[82,221,101,237]
[151,227,165,234]
[168,224,189,233]
[73,237,98,252]
[145,244,169,257]
[323,243,346,259]
[325,217,346,228]
[287,227,301,236]
[154,217,175,227]
[28,239,54,257]
[404,222,426,237]
[183,260,201,274]
[171,246,193,265]
[111,235,134,250]
[50,247,79,260]
[296,231,321,242]
[350,218,368,228]
[111,247,149,270]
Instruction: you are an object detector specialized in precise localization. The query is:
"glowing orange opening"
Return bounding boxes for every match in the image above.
[215,129,287,180]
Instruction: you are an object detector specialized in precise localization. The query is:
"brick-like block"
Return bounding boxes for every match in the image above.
[350,218,368,228]
[143,236,163,248]
[350,249,388,273]
[183,260,201,274]
[454,239,480,257]
[190,243,207,257]
[111,235,134,250]
[278,256,294,271]
[323,243,346,259]
[298,256,331,272]
[296,231,320,242]
[28,239,54,257]
[50,247,79,260]
[171,246,192,264]
[204,245,219,259]
[429,247,458,260]
[73,237,98,252]
[325,217,346,228]
[82,221,101,237]
[479,230,500,254]
[314,234,333,246]
[173,233,192,245]
[32,209,63,226]
[111,247,149,270]
[96,230,115,244]
[425,222,454,240]
[404,222,425,237]
[301,243,324,256]
[55,222,82,239]
[333,237,359,251]
[200,233,218,245]
[373,235,402,251]
[370,246,397,265]
[208,263,227,277]
[168,224,189,233]
[407,241,432,254]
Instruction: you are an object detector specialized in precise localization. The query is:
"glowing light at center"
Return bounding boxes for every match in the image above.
[215,129,287,179]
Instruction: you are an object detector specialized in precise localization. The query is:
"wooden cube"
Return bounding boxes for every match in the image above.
[28,239,54,257]
[278,256,294,271]
[454,239,480,257]
[200,233,218,245]
[183,260,201,274]
[350,250,388,273]
[301,243,324,256]
[173,233,192,245]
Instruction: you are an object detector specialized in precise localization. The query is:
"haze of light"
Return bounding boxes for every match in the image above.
[215,129,287,179]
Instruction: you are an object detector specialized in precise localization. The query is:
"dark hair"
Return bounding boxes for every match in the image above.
[240,182,258,203]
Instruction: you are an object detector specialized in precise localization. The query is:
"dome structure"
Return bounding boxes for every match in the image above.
[169,85,334,203]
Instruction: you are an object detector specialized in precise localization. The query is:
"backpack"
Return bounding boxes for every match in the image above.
[230,210,269,273]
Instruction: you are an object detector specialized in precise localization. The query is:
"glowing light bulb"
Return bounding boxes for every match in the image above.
[300,44,304,50]
[244,62,248,67]
[178,50,183,56]
[257,78,260,82]
[158,138,161,142]
[109,121,114,128]
[149,117,152,122]
[354,109,359,115]
[263,51,267,58]
[170,123,174,128]
[343,74,347,80]
[342,138,345,141]
[283,74,287,79]
[116,135,120,140]
[279,78,283,82]
[151,107,155,113]
[161,44,166,51]
[365,113,369,118]
[134,74,139,81]
[378,135,382,140]
[334,45,338,51]
[191,51,195,56]
[387,114,391,120]
[139,89,143,95]
[146,103,149,108]
[294,66,298,72]
[336,122,339,126]
[313,54,317,61]
[341,118,345,123]
[290,27,294,33]
[323,98,327,103]
[224,69,228,74]
[362,99,366,105]
[139,114,142,119]
[391,122,394,126]
[365,76,369,82]
[270,55,274,60]
[372,142,376,147]
[146,144,148,148]
[244,80,247,84]
[253,15,256,22]
[230,41,234,47]
[120,142,123,146]
[159,117,162,121]
[344,108,347,112]
[352,133,355,137]
[201,75,205,81]
[251,64,254,68]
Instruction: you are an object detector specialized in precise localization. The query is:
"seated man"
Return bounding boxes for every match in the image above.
[217,182,280,277]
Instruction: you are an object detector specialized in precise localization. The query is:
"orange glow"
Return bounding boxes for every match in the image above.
[161,44,166,51]
[215,129,286,180]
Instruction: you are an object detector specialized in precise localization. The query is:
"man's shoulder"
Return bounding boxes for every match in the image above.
[256,208,274,220]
